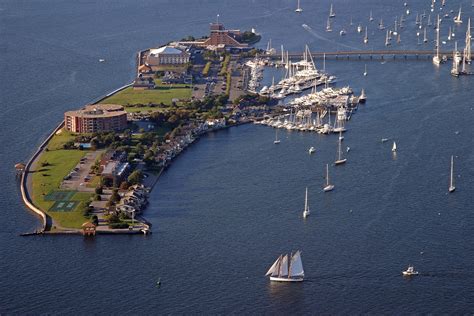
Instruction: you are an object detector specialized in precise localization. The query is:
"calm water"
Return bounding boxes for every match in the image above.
[1,0,474,313]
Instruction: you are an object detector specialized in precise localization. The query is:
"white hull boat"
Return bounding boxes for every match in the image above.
[266,251,305,282]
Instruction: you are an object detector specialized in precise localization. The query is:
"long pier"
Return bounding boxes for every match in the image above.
[269,50,453,61]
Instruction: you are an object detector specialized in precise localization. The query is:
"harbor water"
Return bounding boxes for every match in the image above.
[1,0,474,313]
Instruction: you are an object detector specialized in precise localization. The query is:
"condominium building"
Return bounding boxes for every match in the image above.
[64,104,127,133]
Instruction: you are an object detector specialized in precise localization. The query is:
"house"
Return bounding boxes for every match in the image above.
[133,75,155,90]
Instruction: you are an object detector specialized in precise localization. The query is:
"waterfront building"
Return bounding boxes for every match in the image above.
[146,45,190,66]
[200,23,249,48]
[64,104,128,133]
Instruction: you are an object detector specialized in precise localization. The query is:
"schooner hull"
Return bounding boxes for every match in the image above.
[270,276,304,282]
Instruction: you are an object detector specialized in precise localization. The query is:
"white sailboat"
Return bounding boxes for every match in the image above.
[454,5,462,24]
[363,64,368,76]
[369,10,374,22]
[326,18,332,32]
[433,15,442,65]
[308,146,316,154]
[303,187,310,218]
[295,0,303,13]
[266,251,305,282]
[449,155,456,192]
[329,3,335,18]
[423,27,428,43]
[335,138,347,165]
[323,164,335,192]
[385,30,391,46]
[274,129,281,144]
[364,26,369,44]
[392,141,397,152]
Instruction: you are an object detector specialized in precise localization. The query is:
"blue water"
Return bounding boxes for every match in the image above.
[1,0,474,313]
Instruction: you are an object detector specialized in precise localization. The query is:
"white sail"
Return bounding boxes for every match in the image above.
[266,255,282,276]
[392,141,397,152]
[289,251,305,277]
[449,155,456,192]
[279,255,289,277]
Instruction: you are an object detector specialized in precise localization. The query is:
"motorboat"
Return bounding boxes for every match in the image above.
[402,265,419,276]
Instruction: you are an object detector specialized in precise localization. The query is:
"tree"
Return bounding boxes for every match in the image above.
[95,186,103,195]
[119,181,129,190]
[108,213,120,224]
[127,170,143,185]
[110,188,121,203]
[94,194,101,201]
[90,215,99,226]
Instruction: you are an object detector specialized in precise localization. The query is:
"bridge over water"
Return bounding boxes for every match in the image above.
[268,50,453,61]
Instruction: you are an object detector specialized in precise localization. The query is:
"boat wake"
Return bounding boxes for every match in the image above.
[301,24,360,51]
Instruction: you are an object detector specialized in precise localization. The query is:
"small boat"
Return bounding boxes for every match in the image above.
[308,146,316,154]
[99,59,105,62]
[449,155,456,192]
[379,18,385,30]
[335,138,347,165]
[392,141,397,152]
[266,251,305,282]
[303,187,310,218]
[385,30,391,46]
[369,10,374,22]
[357,24,362,33]
[346,146,350,152]
[402,265,419,276]
[274,129,281,144]
[363,65,367,76]
[363,26,369,43]
[295,0,303,13]
[323,164,334,192]
[156,278,162,287]
[326,18,333,32]
[454,5,462,24]
[329,3,335,18]
[339,28,346,36]
[381,138,389,143]
[359,89,367,102]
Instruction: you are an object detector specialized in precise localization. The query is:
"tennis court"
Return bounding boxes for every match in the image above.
[49,200,79,212]
[44,190,75,201]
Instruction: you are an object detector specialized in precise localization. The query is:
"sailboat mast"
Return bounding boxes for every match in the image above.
[338,138,342,160]
[436,15,440,59]
[304,187,308,213]
[450,155,454,188]
[326,164,330,186]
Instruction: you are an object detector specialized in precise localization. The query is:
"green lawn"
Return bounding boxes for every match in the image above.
[47,129,77,150]
[31,132,93,229]
[101,85,192,108]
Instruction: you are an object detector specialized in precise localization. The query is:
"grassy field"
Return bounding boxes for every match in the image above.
[101,81,192,109]
[31,131,92,229]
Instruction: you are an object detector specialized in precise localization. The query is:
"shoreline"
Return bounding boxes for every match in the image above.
[20,104,251,236]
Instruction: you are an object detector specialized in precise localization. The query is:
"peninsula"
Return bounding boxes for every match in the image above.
[19,21,268,236]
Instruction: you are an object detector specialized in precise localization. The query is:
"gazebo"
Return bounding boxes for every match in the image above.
[82,222,96,236]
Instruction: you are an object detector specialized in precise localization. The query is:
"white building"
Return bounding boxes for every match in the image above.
[146,46,190,66]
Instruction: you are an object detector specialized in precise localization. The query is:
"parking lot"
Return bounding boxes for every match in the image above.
[60,150,104,191]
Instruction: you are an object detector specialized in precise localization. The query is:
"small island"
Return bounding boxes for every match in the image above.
[19,21,269,236]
